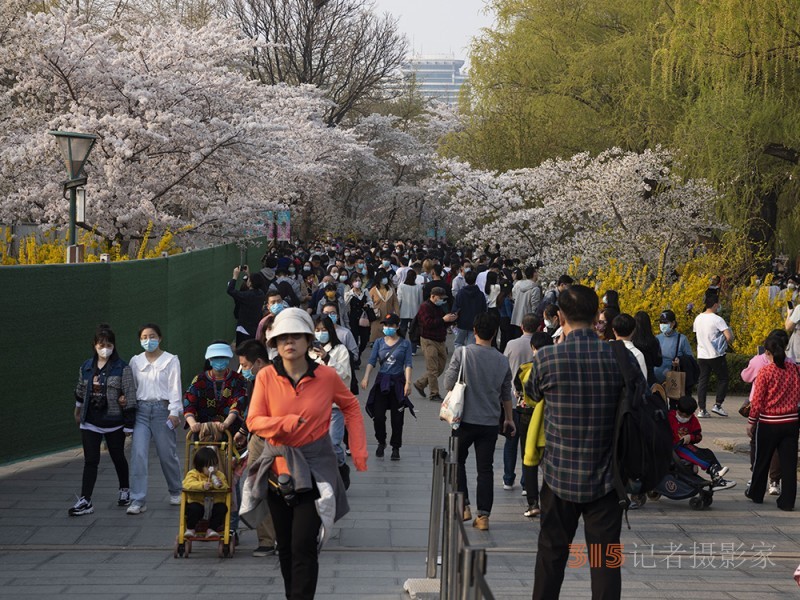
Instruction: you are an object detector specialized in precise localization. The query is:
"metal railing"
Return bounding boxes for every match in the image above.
[424,437,496,600]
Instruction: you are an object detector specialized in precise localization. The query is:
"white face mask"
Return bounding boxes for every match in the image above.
[97,347,113,359]
[352,280,361,289]
[675,413,691,424]
[544,319,555,329]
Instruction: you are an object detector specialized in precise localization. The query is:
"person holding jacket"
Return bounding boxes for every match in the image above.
[451,270,488,348]
[246,308,367,600]
[413,287,457,402]
[69,324,137,517]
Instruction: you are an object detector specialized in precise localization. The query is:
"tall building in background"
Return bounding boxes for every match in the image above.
[401,56,466,106]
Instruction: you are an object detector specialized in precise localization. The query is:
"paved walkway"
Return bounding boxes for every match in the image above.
[1,348,798,599]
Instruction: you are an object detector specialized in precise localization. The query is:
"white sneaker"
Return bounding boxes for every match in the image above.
[126,503,147,515]
[712,478,737,491]
[206,529,219,538]
[169,495,182,505]
[521,490,527,496]
[711,404,728,417]
[503,483,513,491]
[184,529,196,538]
[769,481,781,496]
[696,409,711,418]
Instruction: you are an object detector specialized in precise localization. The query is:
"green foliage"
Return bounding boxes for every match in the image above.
[452,0,800,255]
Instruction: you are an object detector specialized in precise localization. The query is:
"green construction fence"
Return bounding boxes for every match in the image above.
[0,237,270,464]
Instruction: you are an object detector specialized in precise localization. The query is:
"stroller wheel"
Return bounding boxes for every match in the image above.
[174,542,185,558]
[646,491,661,501]
[689,496,704,510]
[701,492,713,507]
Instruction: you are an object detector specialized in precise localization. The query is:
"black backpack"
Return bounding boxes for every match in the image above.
[407,314,421,345]
[609,341,673,519]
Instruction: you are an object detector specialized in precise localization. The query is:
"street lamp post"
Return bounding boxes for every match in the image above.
[49,131,97,260]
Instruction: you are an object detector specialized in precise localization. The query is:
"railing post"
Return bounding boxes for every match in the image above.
[440,491,455,599]
[426,447,446,578]
[473,548,487,600]
[460,546,474,600]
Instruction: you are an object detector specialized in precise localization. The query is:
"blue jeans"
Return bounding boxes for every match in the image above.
[453,328,475,349]
[129,400,182,505]
[330,408,345,466]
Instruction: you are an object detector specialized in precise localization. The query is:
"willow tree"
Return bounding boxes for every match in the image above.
[655,0,800,254]
[452,0,800,255]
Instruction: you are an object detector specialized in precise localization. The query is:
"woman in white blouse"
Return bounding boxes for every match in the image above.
[397,269,423,354]
[309,315,353,487]
[126,323,183,515]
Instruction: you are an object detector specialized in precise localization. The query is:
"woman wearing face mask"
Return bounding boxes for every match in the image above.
[632,311,662,386]
[361,314,414,461]
[345,272,374,358]
[309,316,353,487]
[397,269,423,354]
[69,324,137,517]
[183,342,247,435]
[654,309,695,384]
[595,307,619,341]
[127,323,183,515]
[369,269,399,343]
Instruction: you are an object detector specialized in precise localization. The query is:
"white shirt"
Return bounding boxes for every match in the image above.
[310,343,351,388]
[475,270,489,299]
[693,312,730,359]
[129,351,183,417]
[622,340,648,380]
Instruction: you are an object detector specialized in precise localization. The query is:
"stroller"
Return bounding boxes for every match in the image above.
[174,428,238,558]
[630,385,716,510]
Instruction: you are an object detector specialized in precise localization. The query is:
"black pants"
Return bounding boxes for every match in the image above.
[498,317,516,352]
[185,501,228,531]
[351,323,370,357]
[749,437,782,482]
[696,356,728,410]
[80,428,129,499]
[268,490,323,600]
[533,484,623,600]
[749,420,799,510]
[518,412,540,504]
[453,422,499,515]
[372,387,404,449]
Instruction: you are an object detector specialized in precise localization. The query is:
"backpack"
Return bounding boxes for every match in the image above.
[609,341,673,518]
[514,362,537,407]
[407,314,421,345]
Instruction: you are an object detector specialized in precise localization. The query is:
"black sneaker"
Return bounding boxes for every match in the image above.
[118,488,131,506]
[391,447,400,461]
[429,394,443,403]
[252,545,276,557]
[376,444,385,458]
[68,496,94,516]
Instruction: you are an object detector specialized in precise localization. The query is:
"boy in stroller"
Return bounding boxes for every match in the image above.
[669,396,736,490]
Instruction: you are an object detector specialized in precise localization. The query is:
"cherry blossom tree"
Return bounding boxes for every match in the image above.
[0,7,360,245]
[430,147,722,275]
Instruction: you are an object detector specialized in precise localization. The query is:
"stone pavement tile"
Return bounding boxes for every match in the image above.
[389,528,429,547]
[339,527,391,547]
[0,584,67,595]
[24,526,85,545]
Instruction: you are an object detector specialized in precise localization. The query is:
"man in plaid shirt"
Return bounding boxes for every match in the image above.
[525,285,633,600]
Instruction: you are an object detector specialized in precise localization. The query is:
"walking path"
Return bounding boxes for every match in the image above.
[0,349,797,599]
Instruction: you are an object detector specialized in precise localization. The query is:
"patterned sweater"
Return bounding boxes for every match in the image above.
[749,362,800,425]
[183,370,247,424]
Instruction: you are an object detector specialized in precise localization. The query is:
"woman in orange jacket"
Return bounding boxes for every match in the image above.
[247,308,367,600]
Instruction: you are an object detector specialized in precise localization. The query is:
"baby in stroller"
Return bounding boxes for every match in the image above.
[669,396,736,491]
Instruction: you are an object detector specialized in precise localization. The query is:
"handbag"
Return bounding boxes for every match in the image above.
[359,311,370,328]
[738,401,751,418]
[664,370,686,399]
[440,347,466,429]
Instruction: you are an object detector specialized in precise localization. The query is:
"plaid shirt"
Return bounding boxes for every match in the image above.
[525,328,631,503]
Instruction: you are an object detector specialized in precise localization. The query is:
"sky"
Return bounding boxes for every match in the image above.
[371,0,495,59]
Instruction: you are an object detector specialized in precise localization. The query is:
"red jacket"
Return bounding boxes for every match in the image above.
[749,362,800,426]
[668,410,702,446]
[417,300,448,342]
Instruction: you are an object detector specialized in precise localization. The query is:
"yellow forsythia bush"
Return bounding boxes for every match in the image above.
[570,256,785,356]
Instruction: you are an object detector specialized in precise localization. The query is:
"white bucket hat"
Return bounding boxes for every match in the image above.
[266,307,314,347]
[204,342,233,360]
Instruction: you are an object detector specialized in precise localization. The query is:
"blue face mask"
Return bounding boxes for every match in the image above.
[361,268,368,275]
[380,278,388,285]
[303,266,311,272]
[141,338,159,352]
[382,261,391,268]
[326,313,338,325]
[659,323,672,334]
[241,368,254,381]
[288,267,296,274]
[269,302,285,315]
[210,358,229,372]
[315,331,330,344]
[434,299,446,307]
[383,327,397,337]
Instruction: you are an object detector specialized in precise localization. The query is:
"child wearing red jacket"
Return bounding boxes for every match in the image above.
[669,396,736,490]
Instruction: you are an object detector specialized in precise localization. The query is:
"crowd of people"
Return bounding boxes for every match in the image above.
[67,238,800,600]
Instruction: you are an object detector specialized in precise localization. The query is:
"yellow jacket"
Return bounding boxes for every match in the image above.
[523,399,546,467]
[182,468,228,504]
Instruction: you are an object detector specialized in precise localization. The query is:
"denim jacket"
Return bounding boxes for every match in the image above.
[75,357,137,429]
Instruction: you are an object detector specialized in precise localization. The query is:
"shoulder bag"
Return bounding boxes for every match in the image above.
[440,347,467,429]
